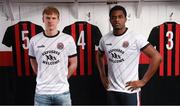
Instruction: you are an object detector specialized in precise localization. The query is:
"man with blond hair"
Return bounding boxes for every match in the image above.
[29,6,77,105]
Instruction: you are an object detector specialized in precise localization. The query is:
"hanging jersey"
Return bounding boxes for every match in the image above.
[63,21,102,76]
[2,21,43,77]
[148,22,180,77]
[144,22,180,104]
[99,29,149,93]
[63,21,105,105]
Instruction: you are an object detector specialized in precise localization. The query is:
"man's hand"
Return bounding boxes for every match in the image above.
[100,75,109,90]
[125,80,146,91]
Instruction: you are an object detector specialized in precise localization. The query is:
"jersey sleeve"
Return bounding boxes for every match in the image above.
[62,26,71,35]
[98,38,105,53]
[148,26,159,47]
[67,36,77,57]
[136,34,149,51]
[36,25,44,34]
[28,38,35,58]
[93,25,102,46]
[2,26,13,47]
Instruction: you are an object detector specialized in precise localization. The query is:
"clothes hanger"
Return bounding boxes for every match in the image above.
[169,12,173,22]
[164,12,175,25]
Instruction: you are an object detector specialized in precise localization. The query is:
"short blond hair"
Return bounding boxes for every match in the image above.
[42,6,60,18]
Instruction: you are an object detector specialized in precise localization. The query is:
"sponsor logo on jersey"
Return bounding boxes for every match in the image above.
[42,50,60,65]
[108,49,125,63]
[57,42,64,50]
[37,45,45,48]
[45,55,57,61]
[122,41,129,48]
[106,43,112,46]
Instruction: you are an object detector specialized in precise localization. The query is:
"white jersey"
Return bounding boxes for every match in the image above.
[29,31,77,94]
[99,29,149,93]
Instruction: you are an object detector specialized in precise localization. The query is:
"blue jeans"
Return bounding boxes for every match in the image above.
[34,91,71,106]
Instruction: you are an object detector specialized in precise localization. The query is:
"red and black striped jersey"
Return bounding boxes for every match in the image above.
[148,22,180,77]
[63,21,102,76]
[2,21,44,77]
[62,21,105,105]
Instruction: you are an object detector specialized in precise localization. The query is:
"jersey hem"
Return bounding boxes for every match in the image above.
[140,43,150,51]
[68,53,77,58]
[29,55,36,59]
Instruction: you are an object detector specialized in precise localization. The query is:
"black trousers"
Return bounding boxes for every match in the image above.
[107,91,139,105]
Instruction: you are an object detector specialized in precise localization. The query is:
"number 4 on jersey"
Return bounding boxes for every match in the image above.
[77,31,86,50]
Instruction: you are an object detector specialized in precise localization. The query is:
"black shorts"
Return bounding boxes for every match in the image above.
[107,91,140,105]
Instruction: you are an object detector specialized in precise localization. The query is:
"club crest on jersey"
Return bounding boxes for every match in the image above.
[122,41,129,48]
[57,42,64,50]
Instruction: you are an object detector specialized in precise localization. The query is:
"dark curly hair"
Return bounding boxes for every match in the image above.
[109,5,127,18]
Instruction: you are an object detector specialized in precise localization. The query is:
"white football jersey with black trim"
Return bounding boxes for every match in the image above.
[99,29,149,93]
[29,31,77,94]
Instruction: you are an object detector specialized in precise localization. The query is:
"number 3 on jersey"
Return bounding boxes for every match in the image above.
[22,30,29,50]
[166,31,173,50]
[77,31,86,50]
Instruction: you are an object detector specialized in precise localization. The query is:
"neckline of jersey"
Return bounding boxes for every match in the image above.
[43,31,60,38]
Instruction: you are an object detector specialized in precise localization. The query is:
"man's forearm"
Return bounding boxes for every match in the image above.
[30,58,38,74]
[68,56,77,79]
[142,51,162,84]
[68,63,77,79]
[96,52,106,77]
